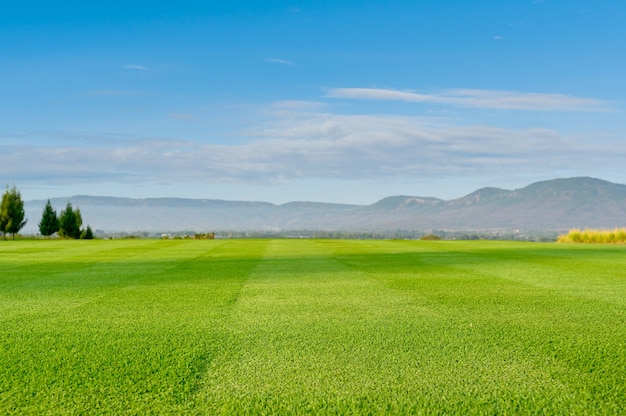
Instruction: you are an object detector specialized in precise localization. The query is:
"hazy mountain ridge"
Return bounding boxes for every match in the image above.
[23,177,626,233]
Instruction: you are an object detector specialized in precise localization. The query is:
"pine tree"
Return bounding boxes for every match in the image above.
[82,225,94,240]
[38,200,60,237]
[0,185,28,239]
[58,203,83,239]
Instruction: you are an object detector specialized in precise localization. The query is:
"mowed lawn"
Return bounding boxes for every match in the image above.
[1,239,625,414]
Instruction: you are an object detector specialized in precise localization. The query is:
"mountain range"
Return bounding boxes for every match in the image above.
[23,177,626,234]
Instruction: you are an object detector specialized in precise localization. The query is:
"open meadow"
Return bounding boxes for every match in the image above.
[1,238,625,414]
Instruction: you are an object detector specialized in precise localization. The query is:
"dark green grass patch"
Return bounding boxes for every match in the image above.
[0,239,268,414]
[1,239,626,414]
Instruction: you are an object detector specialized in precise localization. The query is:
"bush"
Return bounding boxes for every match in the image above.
[557,228,626,244]
[421,234,442,241]
[194,232,215,240]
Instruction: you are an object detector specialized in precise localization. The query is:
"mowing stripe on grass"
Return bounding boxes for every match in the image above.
[191,239,626,414]
[2,239,626,414]
[196,238,423,413]
[319,239,626,413]
[0,239,269,414]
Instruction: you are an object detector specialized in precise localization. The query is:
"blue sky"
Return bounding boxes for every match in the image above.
[2,0,625,204]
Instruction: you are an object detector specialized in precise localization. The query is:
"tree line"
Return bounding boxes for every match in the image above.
[1,185,93,239]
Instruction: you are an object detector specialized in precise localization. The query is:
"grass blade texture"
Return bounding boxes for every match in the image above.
[1,239,625,414]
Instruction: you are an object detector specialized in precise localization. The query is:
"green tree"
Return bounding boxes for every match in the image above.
[38,200,60,237]
[58,203,83,239]
[82,225,94,240]
[0,185,28,239]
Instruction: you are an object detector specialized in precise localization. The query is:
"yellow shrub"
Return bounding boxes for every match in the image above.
[557,228,626,243]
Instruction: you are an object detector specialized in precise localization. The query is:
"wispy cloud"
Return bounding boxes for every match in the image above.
[264,58,295,67]
[123,64,150,70]
[3,111,622,187]
[86,89,145,97]
[327,88,611,112]
[168,113,194,121]
[266,100,328,112]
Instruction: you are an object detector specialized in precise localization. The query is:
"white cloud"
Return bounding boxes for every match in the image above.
[123,64,150,70]
[267,100,328,111]
[86,89,145,97]
[264,58,295,67]
[168,113,194,121]
[327,88,611,111]
[3,111,622,188]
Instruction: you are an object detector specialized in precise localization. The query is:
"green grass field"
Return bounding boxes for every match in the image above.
[1,239,625,414]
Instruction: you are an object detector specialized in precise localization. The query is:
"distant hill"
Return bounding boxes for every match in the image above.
[23,177,626,234]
